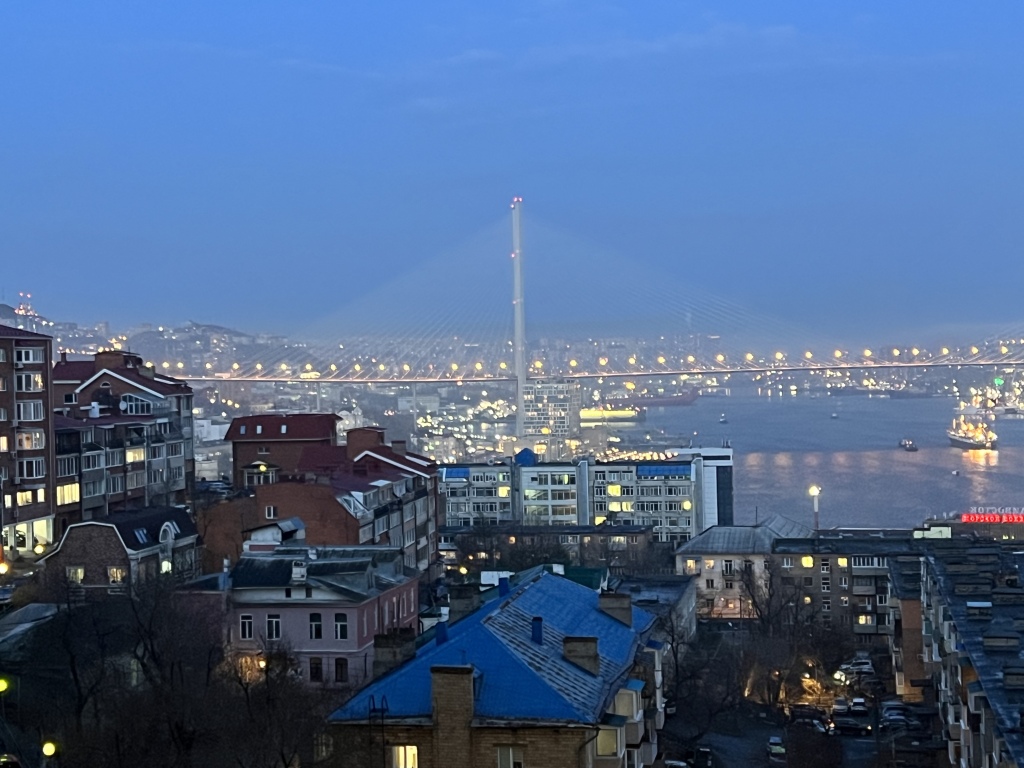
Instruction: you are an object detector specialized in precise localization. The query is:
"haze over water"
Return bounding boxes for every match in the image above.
[636,394,1024,530]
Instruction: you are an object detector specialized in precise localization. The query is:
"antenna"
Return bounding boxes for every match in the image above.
[511,197,527,439]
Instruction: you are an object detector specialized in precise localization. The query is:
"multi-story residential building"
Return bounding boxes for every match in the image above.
[224,413,342,487]
[202,427,442,578]
[439,447,734,544]
[521,378,582,437]
[226,545,419,689]
[51,351,194,506]
[676,516,914,643]
[921,541,1024,767]
[0,324,56,556]
[39,506,200,600]
[329,570,665,768]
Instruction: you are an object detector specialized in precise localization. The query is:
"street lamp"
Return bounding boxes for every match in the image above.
[808,485,822,532]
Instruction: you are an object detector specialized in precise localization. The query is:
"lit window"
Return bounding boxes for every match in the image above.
[803,596,812,604]
[704,559,715,569]
[108,567,127,585]
[837,557,848,568]
[392,746,418,768]
[66,566,85,584]
[800,556,814,568]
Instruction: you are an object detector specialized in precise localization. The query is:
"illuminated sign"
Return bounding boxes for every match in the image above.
[962,507,1024,524]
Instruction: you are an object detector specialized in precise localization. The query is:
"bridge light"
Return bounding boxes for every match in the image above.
[280,363,289,371]
[941,347,950,356]
[379,363,387,371]
[162,362,170,369]
[176,362,184,369]
[451,363,459,372]
[255,363,263,370]
[1002,345,1009,355]
[627,356,637,365]
[354,364,362,372]
[745,352,754,362]
[599,357,608,366]
[804,351,813,360]
[474,362,483,371]
[232,362,239,370]
[403,363,411,372]
[657,356,666,365]
[892,348,901,357]
[971,346,979,355]
[499,362,508,370]
[774,352,784,361]
[686,355,695,364]
[625,382,636,391]
[863,349,872,358]
[533,360,543,369]
[834,350,842,359]
[205,363,212,369]
[715,354,725,363]
[569,359,578,368]
[330,364,337,371]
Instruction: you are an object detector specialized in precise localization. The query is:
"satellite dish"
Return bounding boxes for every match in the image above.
[119,401,128,411]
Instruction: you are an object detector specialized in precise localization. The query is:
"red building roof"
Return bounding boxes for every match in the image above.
[226,413,342,442]
[0,324,52,340]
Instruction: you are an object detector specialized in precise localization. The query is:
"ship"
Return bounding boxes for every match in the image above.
[580,406,646,424]
[624,389,700,408]
[947,415,997,450]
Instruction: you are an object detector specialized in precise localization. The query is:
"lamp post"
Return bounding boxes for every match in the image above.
[808,485,821,533]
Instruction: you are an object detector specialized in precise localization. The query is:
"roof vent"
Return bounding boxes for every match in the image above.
[531,616,543,645]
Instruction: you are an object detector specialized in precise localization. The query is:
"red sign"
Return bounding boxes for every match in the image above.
[962,511,1024,524]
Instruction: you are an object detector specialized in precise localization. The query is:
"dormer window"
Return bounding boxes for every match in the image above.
[240,425,247,435]
[256,425,262,435]
[281,424,287,434]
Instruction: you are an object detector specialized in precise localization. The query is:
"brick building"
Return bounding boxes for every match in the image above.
[224,413,342,487]
[52,351,195,507]
[39,506,201,600]
[330,570,665,768]
[0,324,56,556]
[201,427,442,578]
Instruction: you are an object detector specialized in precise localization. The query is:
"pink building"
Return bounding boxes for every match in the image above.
[226,544,419,688]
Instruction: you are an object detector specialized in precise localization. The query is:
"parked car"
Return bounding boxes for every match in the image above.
[832,697,850,716]
[789,704,828,723]
[849,697,870,715]
[842,659,875,675]
[881,714,924,731]
[790,718,835,736]
[832,717,873,736]
[767,736,786,761]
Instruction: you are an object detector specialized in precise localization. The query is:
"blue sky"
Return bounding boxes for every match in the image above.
[1,2,1022,343]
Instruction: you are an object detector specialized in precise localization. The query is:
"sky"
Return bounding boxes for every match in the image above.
[1,2,1023,345]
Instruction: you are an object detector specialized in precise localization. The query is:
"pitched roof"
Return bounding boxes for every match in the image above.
[331,571,655,725]
[0,324,51,340]
[675,515,813,556]
[51,360,97,382]
[226,413,341,442]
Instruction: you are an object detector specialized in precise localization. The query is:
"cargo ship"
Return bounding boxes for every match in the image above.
[947,415,997,450]
[580,406,646,424]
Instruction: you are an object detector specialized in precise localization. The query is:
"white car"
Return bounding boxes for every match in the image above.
[832,697,850,715]
[767,736,786,761]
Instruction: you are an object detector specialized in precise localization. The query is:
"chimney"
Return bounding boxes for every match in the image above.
[435,621,450,646]
[563,636,600,675]
[392,440,407,456]
[531,616,544,645]
[448,583,482,622]
[373,627,417,677]
[599,591,633,626]
[88,402,101,419]
[60,351,67,363]
[498,576,510,596]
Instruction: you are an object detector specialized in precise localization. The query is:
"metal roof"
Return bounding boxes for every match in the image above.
[676,515,812,556]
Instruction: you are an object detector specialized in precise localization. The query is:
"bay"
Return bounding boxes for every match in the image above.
[634,393,1024,530]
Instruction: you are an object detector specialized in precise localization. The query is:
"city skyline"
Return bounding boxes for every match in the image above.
[2,3,1023,340]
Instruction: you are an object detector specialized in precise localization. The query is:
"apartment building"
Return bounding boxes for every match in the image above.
[226,545,419,689]
[0,325,56,555]
[330,570,665,768]
[52,351,194,506]
[439,447,734,544]
[224,413,342,487]
[521,378,582,437]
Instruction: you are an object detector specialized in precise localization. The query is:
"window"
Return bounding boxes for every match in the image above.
[335,613,350,641]
[837,557,848,568]
[840,576,849,589]
[723,559,734,576]
[392,746,418,768]
[724,581,734,590]
[240,615,253,640]
[57,456,78,477]
[497,746,525,768]
[841,596,849,607]
[15,400,44,421]
[82,453,104,471]
[822,599,831,612]
[705,579,715,589]
[14,347,45,364]
[108,567,127,585]
[18,457,45,479]
[107,448,124,467]
[57,483,80,506]
[267,615,281,640]
[126,447,145,464]
[704,559,715,569]
[782,557,793,568]
[167,442,184,457]
[265,505,278,520]
[821,577,831,593]
[820,559,831,573]
[148,445,165,461]
[257,445,269,455]
[66,566,85,584]
[121,394,152,415]
[803,577,814,587]
[309,657,323,682]
[108,475,125,494]
[64,393,77,405]
[15,372,44,392]
[597,728,620,757]
[16,430,45,451]
[800,556,814,568]
[334,657,349,683]
[310,612,323,640]
[857,614,875,626]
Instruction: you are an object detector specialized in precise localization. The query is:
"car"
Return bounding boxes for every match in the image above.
[832,697,850,716]
[849,697,869,715]
[881,714,924,731]
[789,704,828,723]
[832,717,873,736]
[767,736,786,761]
[842,660,875,674]
[790,718,834,736]
[0,756,22,767]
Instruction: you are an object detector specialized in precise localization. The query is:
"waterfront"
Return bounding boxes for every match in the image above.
[634,393,1024,530]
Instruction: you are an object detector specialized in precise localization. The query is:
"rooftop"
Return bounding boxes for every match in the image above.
[676,515,812,556]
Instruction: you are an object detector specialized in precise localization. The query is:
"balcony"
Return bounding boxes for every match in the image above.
[852,584,876,596]
[624,716,645,746]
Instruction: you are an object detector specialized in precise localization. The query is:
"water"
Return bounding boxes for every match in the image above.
[633,394,1024,529]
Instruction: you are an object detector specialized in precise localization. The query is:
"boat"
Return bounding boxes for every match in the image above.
[947,415,997,450]
[830,412,839,420]
[719,413,728,424]
[625,389,700,408]
[903,440,919,452]
[580,406,646,424]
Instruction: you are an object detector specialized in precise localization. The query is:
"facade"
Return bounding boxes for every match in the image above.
[921,541,1024,767]
[0,324,56,556]
[202,427,441,577]
[224,413,342,487]
[675,517,912,643]
[226,545,419,689]
[39,506,201,599]
[330,570,665,768]
[51,351,195,507]
[521,378,582,438]
[439,447,734,544]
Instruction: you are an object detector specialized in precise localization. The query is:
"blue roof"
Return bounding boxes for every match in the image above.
[331,571,656,724]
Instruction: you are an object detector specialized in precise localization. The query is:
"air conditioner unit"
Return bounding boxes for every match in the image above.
[14,362,23,369]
